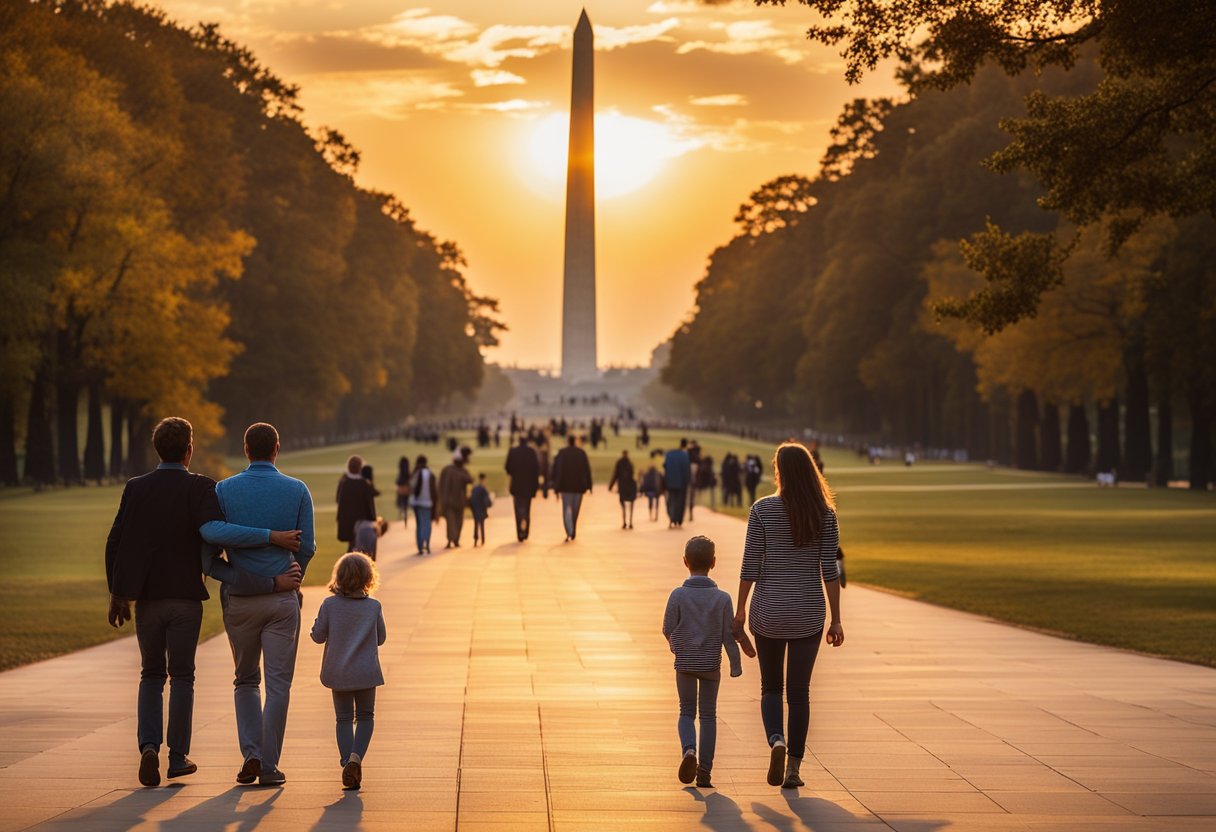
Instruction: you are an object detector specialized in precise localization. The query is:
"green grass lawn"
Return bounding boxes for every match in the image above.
[1,429,1213,670]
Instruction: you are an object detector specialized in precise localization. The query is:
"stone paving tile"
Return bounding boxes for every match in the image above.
[1,491,1215,831]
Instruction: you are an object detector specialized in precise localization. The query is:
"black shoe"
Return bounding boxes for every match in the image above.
[167,758,198,778]
[342,757,362,790]
[138,747,160,788]
[678,752,697,784]
[236,757,261,785]
[695,767,713,788]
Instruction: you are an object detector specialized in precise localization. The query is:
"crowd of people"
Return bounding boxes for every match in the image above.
[103,415,844,796]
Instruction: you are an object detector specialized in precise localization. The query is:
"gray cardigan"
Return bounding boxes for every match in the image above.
[310,594,387,690]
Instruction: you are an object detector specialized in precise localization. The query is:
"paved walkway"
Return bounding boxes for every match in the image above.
[1,495,1214,831]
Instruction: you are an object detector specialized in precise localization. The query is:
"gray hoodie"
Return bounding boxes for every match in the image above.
[311,594,387,690]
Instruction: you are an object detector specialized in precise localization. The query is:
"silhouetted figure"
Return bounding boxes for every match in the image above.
[470,473,492,546]
[664,439,693,528]
[337,455,377,553]
[609,450,637,529]
[641,452,664,522]
[744,454,762,505]
[394,456,411,526]
[437,454,472,549]
[505,435,540,542]
[551,435,592,542]
[408,456,437,555]
[696,455,718,510]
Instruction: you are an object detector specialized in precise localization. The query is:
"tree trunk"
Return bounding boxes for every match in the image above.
[1155,397,1174,487]
[126,409,152,476]
[24,367,55,484]
[1015,390,1039,469]
[1040,402,1062,472]
[1095,398,1121,475]
[1188,388,1213,491]
[989,390,1012,465]
[0,395,17,485]
[1064,404,1091,474]
[83,381,106,483]
[54,329,82,484]
[109,398,125,478]
[1123,347,1151,482]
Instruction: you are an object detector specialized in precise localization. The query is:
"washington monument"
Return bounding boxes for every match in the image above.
[561,9,598,381]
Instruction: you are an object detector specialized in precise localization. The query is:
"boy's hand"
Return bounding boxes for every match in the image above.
[826,621,845,647]
[736,630,757,659]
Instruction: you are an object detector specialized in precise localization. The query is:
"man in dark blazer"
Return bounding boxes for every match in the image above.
[105,417,303,788]
[504,435,540,542]
[551,434,593,542]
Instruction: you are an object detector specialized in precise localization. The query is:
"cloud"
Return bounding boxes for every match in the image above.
[595,18,681,51]
[461,98,550,114]
[299,72,463,120]
[677,18,809,64]
[471,69,526,87]
[379,9,478,42]
[690,93,748,106]
[647,0,747,12]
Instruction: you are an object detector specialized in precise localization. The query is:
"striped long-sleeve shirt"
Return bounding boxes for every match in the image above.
[741,496,839,639]
[662,576,743,675]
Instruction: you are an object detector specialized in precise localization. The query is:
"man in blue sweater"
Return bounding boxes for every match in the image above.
[215,422,316,787]
[664,438,693,529]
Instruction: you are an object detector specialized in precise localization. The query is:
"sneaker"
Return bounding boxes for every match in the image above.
[138,747,160,788]
[678,750,697,784]
[259,767,287,786]
[695,767,713,788]
[767,739,787,787]
[236,757,261,784]
[782,771,805,789]
[342,752,362,790]
[167,758,198,778]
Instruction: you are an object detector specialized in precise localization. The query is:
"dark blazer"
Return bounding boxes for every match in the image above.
[551,446,592,493]
[505,444,540,498]
[105,467,226,601]
[609,457,637,500]
[336,476,377,542]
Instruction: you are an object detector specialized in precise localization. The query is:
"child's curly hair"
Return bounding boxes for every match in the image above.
[328,551,380,597]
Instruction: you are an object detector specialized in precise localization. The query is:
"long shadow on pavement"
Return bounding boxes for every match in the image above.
[781,790,949,832]
[35,783,185,831]
[309,791,364,832]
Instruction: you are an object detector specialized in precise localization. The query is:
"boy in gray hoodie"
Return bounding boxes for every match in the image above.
[662,535,755,788]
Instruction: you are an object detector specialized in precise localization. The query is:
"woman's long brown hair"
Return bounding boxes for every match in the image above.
[773,442,836,547]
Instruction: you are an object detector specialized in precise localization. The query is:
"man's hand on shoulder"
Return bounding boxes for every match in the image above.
[273,562,303,593]
[108,595,131,628]
[270,529,302,552]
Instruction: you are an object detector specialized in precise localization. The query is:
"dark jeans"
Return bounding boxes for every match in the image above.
[560,492,584,538]
[667,488,687,524]
[473,516,487,544]
[754,631,822,759]
[333,688,376,765]
[676,670,721,770]
[135,598,204,767]
[513,495,532,540]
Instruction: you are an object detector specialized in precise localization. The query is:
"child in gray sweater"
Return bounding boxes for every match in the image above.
[662,535,755,788]
[311,552,386,790]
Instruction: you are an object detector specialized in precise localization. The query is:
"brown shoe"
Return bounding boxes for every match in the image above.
[342,754,362,790]
[695,767,713,788]
[767,740,787,787]
[678,750,697,784]
[236,757,261,785]
[138,747,160,788]
[167,758,198,778]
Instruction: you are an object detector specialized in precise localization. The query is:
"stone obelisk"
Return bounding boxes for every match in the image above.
[561,9,598,381]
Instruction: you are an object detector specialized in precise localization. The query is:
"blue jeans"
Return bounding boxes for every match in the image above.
[413,506,432,550]
[560,492,583,538]
[754,631,822,759]
[135,598,203,768]
[676,670,721,770]
[333,688,376,764]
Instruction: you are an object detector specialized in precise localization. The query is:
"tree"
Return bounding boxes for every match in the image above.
[761,0,1216,328]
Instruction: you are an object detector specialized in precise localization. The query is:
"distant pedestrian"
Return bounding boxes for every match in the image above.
[470,473,492,546]
[551,435,592,542]
[408,455,437,555]
[310,552,386,791]
[744,455,762,505]
[394,457,411,527]
[734,442,843,790]
[641,452,664,522]
[662,535,752,789]
[337,455,377,553]
[609,450,638,529]
[437,453,473,549]
[664,439,693,528]
[505,435,540,542]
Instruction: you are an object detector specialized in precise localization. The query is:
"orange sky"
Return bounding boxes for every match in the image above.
[154,0,899,369]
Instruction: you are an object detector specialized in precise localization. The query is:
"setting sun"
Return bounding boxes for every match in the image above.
[526,111,699,199]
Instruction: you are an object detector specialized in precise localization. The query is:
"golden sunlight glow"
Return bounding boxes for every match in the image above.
[527,111,700,199]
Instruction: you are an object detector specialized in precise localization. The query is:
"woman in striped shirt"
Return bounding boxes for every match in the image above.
[734,442,843,789]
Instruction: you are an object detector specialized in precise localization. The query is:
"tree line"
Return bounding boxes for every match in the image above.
[0,0,502,484]
[662,60,1215,488]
